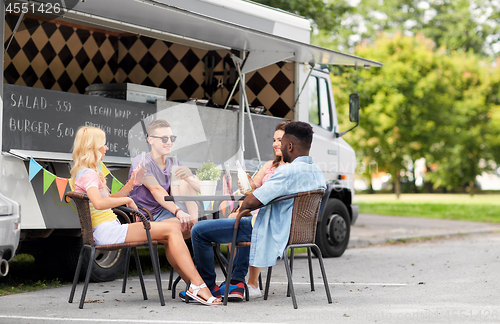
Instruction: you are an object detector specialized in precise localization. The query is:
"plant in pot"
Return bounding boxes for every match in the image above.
[196,162,221,195]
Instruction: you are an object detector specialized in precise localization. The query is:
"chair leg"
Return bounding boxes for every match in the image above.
[258,272,263,290]
[307,247,315,292]
[122,248,131,294]
[213,244,227,278]
[171,275,182,299]
[184,280,191,304]
[287,248,295,297]
[132,247,148,300]
[79,247,96,309]
[150,244,165,306]
[263,266,272,300]
[69,246,87,304]
[223,242,237,306]
[311,245,332,304]
[283,248,298,309]
[168,267,174,290]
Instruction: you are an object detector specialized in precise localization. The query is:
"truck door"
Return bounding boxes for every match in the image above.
[308,73,338,183]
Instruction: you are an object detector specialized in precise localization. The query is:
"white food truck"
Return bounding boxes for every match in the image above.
[0,0,381,280]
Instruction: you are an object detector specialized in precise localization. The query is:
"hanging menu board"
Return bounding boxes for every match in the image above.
[2,84,156,157]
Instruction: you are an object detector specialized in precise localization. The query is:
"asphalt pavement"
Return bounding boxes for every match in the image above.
[1,214,500,324]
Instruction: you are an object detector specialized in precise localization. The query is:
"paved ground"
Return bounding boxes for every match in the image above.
[349,213,500,247]
[1,214,500,324]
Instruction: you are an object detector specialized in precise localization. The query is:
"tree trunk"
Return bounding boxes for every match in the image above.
[368,176,375,194]
[394,173,401,199]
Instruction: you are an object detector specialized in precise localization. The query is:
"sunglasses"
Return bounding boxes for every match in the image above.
[149,135,177,143]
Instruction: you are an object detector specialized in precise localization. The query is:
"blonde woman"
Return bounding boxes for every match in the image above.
[70,126,220,306]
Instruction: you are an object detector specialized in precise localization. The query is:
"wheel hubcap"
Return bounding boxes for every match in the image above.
[95,250,122,269]
[326,214,347,245]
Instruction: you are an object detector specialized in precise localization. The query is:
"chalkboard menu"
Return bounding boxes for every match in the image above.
[2,84,157,157]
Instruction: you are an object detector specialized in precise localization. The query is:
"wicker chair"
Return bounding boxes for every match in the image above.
[65,191,165,309]
[224,189,332,309]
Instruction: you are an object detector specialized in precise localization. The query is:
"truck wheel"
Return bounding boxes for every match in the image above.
[36,236,126,282]
[315,198,350,258]
[74,237,127,283]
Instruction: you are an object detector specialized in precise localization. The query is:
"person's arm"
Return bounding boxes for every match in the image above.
[240,193,262,212]
[111,166,145,198]
[173,165,200,192]
[144,183,181,213]
[252,160,273,187]
[86,186,137,210]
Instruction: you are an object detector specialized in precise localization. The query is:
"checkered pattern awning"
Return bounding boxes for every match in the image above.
[4,14,295,118]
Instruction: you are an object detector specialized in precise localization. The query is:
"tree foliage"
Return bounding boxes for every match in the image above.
[333,34,500,194]
[256,0,500,193]
[354,0,500,56]
[252,0,352,31]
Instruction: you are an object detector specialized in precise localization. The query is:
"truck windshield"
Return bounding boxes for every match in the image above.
[308,76,332,131]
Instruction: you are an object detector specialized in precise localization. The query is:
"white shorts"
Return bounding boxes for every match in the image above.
[93,219,129,245]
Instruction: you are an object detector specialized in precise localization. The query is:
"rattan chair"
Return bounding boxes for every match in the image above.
[224,189,332,309]
[65,191,165,309]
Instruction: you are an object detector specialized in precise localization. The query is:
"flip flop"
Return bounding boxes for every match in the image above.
[185,283,221,306]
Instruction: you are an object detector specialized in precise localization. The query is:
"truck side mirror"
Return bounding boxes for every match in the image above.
[336,93,360,138]
[349,93,360,123]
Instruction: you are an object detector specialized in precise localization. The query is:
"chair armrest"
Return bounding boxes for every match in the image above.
[112,208,132,224]
[64,191,89,203]
[113,206,152,231]
[233,190,324,229]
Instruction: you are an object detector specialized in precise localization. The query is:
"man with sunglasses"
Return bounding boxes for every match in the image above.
[127,119,199,237]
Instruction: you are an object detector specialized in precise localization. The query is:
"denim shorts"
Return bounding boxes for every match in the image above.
[93,219,129,245]
[154,201,188,222]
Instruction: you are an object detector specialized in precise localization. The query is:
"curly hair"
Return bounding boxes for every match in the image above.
[284,121,313,150]
[70,126,108,192]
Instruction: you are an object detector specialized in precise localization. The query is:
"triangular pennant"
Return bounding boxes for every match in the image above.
[55,177,69,201]
[111,176,124,195]
[29,158,43,181]
[42,170,56,194]
[69,179,75,191]
[100,161,110,176]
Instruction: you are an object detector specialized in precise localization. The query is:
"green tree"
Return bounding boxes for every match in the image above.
[354,0,500,56]
[252,0,352,31]
[423,51,498,194]
[333,34,499,196]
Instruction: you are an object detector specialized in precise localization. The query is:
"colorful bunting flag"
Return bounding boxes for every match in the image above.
[43,169,56,194]
[111,176,124,195]
[28,158,125,202]
[29,158,43,181]
[55,177,69,201]
[100,161,110,176]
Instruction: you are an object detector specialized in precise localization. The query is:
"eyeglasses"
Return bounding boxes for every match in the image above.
[149,135,177,143]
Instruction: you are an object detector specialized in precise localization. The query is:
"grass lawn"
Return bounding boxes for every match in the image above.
[354,193,500,223]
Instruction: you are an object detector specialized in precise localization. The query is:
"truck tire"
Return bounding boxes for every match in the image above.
[315,198,350,258]
[35,236,126,282]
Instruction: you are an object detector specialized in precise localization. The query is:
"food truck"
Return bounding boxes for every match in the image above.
[0,0,382,280]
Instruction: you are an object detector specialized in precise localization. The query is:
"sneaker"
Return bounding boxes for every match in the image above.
[247,284,262,298]
[219,281,245,301]
[180,284,221,302]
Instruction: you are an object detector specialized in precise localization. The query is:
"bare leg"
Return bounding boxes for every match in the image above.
[125,221,217,302]
[248,266,261,289]
[171,181,199,239]
[180,180,198,223]
[161,219,188,280]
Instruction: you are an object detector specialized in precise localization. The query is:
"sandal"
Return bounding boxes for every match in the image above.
[186,283,221,306]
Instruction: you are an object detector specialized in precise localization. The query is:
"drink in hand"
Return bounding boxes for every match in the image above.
[171,154,181,186]
[236,160,252,194]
